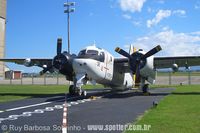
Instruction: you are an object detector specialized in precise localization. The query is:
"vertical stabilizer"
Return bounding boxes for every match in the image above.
[129,45,135,55]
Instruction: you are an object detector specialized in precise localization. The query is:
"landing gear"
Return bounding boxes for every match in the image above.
[69,85,75,95]
[142,84,149,93]
[69,85,87,97]
[142,84,150,95]
[68,74,88,97]
[82,90,87,97]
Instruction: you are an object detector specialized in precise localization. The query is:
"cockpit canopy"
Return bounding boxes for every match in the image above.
[78,49,105,62]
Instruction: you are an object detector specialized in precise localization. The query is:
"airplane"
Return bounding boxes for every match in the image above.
[0,38,200,96]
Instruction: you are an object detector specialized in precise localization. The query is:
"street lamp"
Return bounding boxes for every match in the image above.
[64,1,75,54]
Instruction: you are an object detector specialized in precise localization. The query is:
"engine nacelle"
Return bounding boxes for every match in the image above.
[139,56,156,84]
[53,52,74,81]
[24,58,32,67]
[123,73,134,88]
[172,63,179,72]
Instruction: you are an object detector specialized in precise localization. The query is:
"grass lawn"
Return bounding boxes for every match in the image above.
[0,84,103,103]
[125,85,200,133]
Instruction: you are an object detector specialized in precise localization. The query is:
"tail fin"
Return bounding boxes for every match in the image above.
[129,44,137,55]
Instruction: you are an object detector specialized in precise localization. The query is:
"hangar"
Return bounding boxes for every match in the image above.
[0,0,6,79]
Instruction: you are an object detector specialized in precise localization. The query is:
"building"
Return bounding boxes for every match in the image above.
[0,0,6,79]
[5,70,22,79]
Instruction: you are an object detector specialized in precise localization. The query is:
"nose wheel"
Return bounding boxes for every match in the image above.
[69,85,87,97]
[142,84,150,95]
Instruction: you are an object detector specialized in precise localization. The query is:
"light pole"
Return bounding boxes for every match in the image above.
[64,1,75,54]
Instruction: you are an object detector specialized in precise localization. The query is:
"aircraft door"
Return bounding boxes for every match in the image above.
[104,52,114,81]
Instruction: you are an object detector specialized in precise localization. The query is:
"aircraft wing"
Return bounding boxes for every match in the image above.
[154,56,200,69]
[114,56,200,70]
[0,58,52,68]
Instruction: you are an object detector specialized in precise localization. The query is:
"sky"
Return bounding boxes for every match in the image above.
[4,0,200,72]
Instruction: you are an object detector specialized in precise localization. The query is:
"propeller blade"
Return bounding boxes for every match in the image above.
[57,38,62,55]
[115,47,132,58]
[40,69,48,75]
[142,45,162,59]
[39,66,52,75]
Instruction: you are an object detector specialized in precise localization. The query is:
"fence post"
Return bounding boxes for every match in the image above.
[44,74,46,85]
[10,71,13,85]
[169,71,172,85]
[10,74,12,85]
[21,76,23,85]
[32,74,34,85]
[188,70,191,85]
[57,73,59,85]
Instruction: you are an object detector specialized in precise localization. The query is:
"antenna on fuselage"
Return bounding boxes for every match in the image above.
[93,40,96,46]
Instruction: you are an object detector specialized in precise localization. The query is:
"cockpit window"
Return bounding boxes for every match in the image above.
[87,50,98,55]
[78,50,86,56]
[99,52,105,62]
[78,49,105,62]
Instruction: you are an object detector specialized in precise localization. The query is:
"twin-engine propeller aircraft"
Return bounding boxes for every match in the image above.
[1,38,200,96]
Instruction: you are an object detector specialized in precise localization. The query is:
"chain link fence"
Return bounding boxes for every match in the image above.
[155,71,200,85]
[0,71,199,85]
[0,74,70,85]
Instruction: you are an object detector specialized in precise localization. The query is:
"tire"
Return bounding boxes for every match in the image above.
[82,90,87,97]
[142,84,149,93]
[69,85,75,95]
[78,88,82,96]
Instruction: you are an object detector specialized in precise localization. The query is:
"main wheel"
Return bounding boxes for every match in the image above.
[77,87,82,96]
[142,84,149,93]
[69,85,75,95]
[82,90,87,97]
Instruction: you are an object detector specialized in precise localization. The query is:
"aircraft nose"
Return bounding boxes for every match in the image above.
[79,62,87,66]
[72,59,89,73]
[72,59,98,76]
[75,60,87,67]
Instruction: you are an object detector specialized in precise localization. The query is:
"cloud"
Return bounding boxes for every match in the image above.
[122,14,132,19]
[128,29,200,56]
[147,10,171,28]
[147,9,187,28]
[173,10,186,17]
[132,20,141,26]
[162,26,170,31]
[190,31,200,35]
[157,0,165,4]
[119,0,146,13]
[195,1,200,9]
[147,7,153,13]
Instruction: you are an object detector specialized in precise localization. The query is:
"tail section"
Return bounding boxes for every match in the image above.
[129,44,135,55]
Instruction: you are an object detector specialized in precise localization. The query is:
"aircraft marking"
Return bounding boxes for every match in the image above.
[104,67,109,70]
[0,96,102,124]
[5,102,52,112]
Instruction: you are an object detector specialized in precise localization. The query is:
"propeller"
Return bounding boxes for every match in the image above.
[39,38,63,75]
[115,45,162,74]
[39,68,50,75]
[115,47,132,59]
[52,38,74,79]
[57,38,62,55]
[141,45,162,60]
[39,38,74,80]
